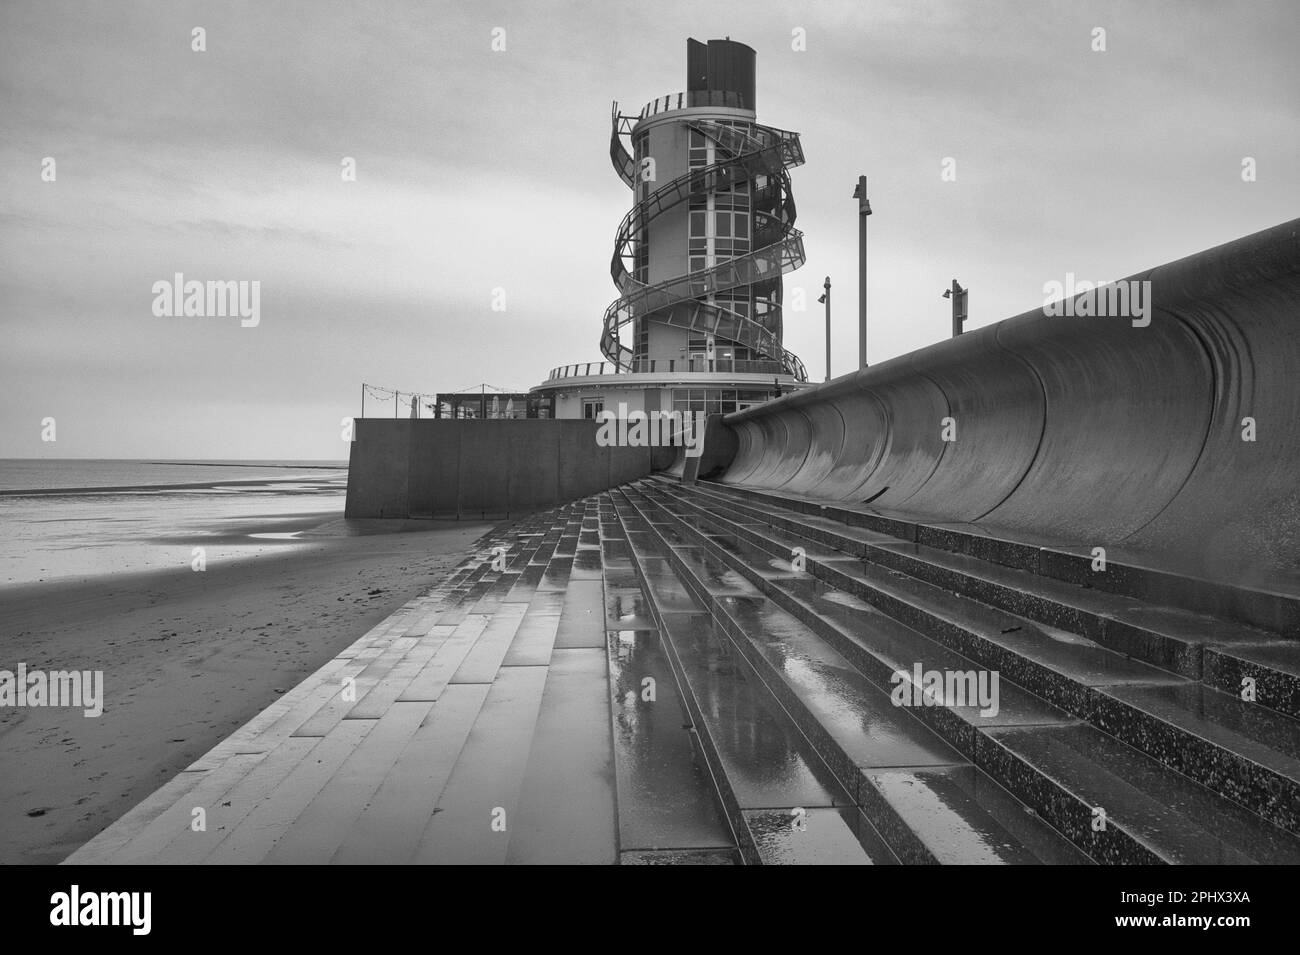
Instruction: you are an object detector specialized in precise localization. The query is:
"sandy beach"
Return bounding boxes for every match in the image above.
[0,513,493,864]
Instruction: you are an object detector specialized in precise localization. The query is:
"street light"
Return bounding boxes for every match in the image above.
[817,276,831,382]
[852,176,872,368]
[942,279,968,338]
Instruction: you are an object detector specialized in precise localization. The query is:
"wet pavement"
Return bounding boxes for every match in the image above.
[64,478,1300,865]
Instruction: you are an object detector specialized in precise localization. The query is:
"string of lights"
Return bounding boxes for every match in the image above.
[358,382,532,419]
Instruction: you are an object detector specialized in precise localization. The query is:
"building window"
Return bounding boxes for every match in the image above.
[582,398,605,419]
[635,320,650,360]
[671,388,769,417]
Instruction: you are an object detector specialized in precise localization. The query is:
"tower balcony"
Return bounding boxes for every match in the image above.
[634,89,750,122]
[540,357,798,387]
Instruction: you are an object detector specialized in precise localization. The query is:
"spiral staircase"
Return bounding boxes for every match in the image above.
[603,99,809,382]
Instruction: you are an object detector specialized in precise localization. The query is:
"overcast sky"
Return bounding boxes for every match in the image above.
[1,0,1296,460]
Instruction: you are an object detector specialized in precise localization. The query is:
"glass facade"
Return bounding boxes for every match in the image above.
[687,123,752,357]
[672,388,773,416]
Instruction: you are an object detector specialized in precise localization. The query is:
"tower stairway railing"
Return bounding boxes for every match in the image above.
[605,104,809,381]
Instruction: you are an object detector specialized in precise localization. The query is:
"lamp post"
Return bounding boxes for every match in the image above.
[817,276,831,382]
[943,279,968,338]
[852,175,872,368]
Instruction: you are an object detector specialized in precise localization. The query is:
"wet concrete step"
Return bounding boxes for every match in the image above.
[645,481,1300,847]
[672,480,1293,691]
[677,518,1300,863]
[680,476,1300,640]
[409,666,552,864]
[657,609,894,864]
[201,722,377,864]
[504,647,618,864]
[267,508,587,864]
[65,506,598,865]
[262,701,436,864]
[330,684,490,864]
[646,482,1185,696]
[812,555,1300,834]
[598,495,741,862]
[408,501,605,864]
[605,625,740,861]
[502,502,619,864]
[610,496,760,863]
[256,519,579,864]
[613,495,890,864]
[617,488,1084,864]
[982,723,1300,864]
[1203,641,1300,720]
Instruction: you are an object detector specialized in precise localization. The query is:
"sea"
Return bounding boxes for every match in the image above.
[0,459,349,586]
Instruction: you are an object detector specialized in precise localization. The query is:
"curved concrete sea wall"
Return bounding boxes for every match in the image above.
[720,219,1300,591]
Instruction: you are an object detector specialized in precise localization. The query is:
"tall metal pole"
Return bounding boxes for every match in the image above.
[361,383,365,419]
[821,276,832,382]
[855,175,871,369]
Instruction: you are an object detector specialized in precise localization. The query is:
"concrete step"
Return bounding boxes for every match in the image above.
[223,516,577,864]
[505,647,618,864]
[1204,640,1300,719]
[679,477,1300,636]
[982,723,1300,864]
[408,501,603,864]
[641,480,1300,857]
[616,487,1085,864]
[604,624,740,861]
[64,504,616,865]
[262,701,435,864]
[598,496,741,861]
[610,495,893,864]
[651,481,1300,833]
[676,480,1299,706]
[657,609,894,865]
[409,666,551,864]
[330,684,491,864]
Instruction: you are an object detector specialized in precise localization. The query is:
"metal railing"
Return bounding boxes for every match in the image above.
[545,357,791,381]
[546,362,619,380]
[638,89,748,119]
[602,113,810,382]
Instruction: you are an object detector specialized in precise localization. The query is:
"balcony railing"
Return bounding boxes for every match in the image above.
[637,89,748,119]
[545,357,789,381]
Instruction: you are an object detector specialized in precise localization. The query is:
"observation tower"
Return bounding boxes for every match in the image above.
[532,37,809,420]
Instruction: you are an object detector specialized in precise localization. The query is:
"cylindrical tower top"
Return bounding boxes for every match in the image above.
[686,37,756,111]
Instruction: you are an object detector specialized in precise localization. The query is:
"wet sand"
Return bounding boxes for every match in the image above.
[0,517,494,864]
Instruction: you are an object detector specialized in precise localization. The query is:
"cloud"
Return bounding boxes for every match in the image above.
[0,0,1296,458]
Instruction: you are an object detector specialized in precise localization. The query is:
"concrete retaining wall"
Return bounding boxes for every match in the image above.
[719,219,1300,592]
[345,419,671,519]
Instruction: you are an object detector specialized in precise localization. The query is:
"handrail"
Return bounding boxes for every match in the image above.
[637,89,749,119]
[603,110,809,381]
[544,357,794,382]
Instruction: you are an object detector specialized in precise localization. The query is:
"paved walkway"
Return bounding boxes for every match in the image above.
[67,501,629,865]
[66,476,1300,865]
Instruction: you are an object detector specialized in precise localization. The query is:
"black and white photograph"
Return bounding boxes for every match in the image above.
[1,0,1297,924]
